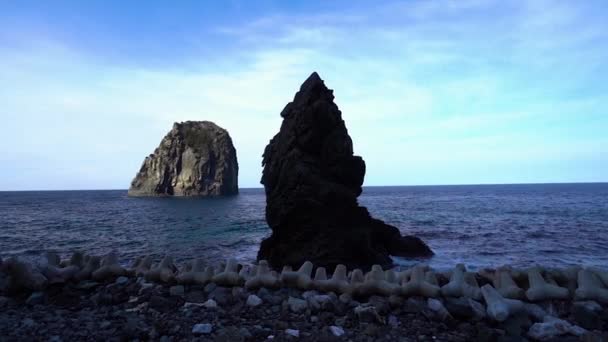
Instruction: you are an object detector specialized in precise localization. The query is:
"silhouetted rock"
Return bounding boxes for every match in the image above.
[258,72,433,270]
[128,121,238,196]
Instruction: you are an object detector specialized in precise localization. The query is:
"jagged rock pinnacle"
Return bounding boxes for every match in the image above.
[258,73,433,270]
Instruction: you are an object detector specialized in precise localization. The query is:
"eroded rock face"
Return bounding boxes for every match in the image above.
[258,72,433,270]
[128,121,238,196]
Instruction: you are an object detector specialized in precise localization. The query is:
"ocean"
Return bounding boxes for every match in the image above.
[1,183,607,271]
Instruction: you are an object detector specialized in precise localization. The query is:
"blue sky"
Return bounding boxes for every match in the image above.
[1,0,606,190]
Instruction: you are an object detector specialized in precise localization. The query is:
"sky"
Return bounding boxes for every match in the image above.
[0,0,607,191]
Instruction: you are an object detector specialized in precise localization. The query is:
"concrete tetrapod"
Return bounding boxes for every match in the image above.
[493,267,525,299]
[358,265,399,297]
[525,266,569,301]
[280,261,313,290]
[575,269,608,304]
[74,256,101,281]
[132,256,153,277]
[212,259,242,287]
[43,252,79,284]
[92,252,127,281]
[481,284,524,322]
[176,259,205,285]
[2,257,48,291]
[245,260,280,290]
[313,264,350,294]
[144,256,176,283]
[400,265,440,298]
[441,264,482,300]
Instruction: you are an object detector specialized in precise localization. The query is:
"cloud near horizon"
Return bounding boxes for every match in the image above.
[1,0,607,190]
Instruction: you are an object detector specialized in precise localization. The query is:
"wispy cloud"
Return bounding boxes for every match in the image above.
[0,0,606,190]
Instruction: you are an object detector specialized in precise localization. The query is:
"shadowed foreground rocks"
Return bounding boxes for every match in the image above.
[128,121,238,197]
[258,72,433,271]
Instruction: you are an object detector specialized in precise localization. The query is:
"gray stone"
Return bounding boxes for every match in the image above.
[148,295,178,312]
[268,295,283,305]
[427,298,452,321]
[76,280,100,290]
[169,285,185,297]
[403,297,426,313]
[329,325,345,337]
[0,272,10,292]
[540,316,586,337]
[476,325,502,342]
[573,301,603,330]
[184,290,206,303]
[338,293,352,304]
[354,305,383,324]
[574,301,602,312]
[209,286,231,305]
[500,313,531,337]
[368,295,390,315]
[239,328,252,339]
[215,327,248,342]
[445,297,474,319]
[26,292,45,306]
[308,294,334,311]
[232,286,246,299]
[388,294,404,308]
[388,315,399,327]
[22,318,35,328]
[202,299,217,309]
[302,290,318,300]
[285,329,299,337]
[528,321,566,341]
[524,303,547,322]
[192,323,213,335]
[246,294,263,307]
[528,316,587,341]
[204,282,217,293]
[115,276,129,285]
[581,332,608,342]
[287,297,308,313]
[335,317,347,327]
[257,287,272,299]
[128,121,239,197]
[138,282,155,295]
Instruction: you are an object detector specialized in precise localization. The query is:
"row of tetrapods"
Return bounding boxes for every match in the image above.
[1,252,607,322]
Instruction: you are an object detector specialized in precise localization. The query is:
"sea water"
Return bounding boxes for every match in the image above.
[1,183,607,270]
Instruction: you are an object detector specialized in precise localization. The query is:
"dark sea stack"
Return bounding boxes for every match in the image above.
[258,72,433,270]
[128,121,238,197]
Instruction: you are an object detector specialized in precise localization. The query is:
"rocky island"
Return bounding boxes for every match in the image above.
[258,72,433,271]
[128,121,239,197]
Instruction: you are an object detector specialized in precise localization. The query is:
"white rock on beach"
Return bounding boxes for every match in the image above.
[527,316,587,341]
[329,326,345,337]
[285,329,299,337]
[246,294,263,307]
[202,299,217,309]
[287,297,307,313]
[192,323,213,335]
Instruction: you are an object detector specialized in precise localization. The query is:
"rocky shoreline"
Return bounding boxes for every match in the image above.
[1,254,608,341]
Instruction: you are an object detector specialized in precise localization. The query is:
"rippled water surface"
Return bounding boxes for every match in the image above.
[1,184,607,270]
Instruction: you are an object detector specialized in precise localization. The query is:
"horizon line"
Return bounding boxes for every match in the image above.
[1,181,607,193]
